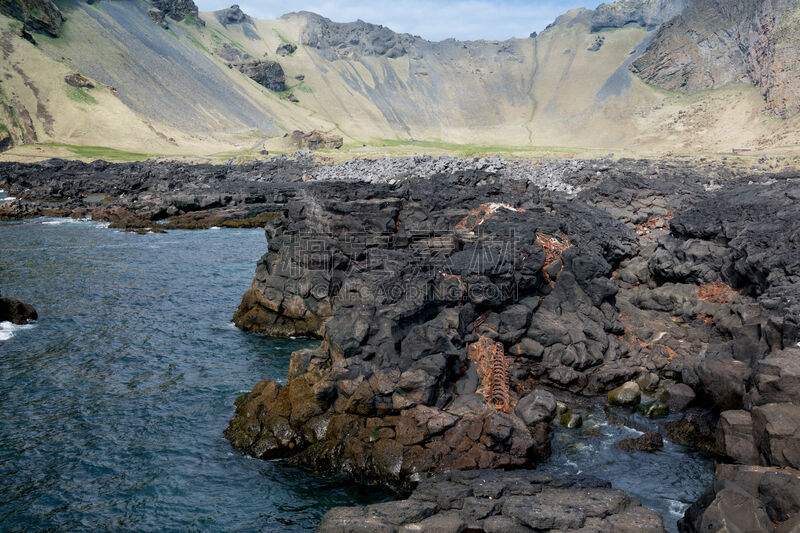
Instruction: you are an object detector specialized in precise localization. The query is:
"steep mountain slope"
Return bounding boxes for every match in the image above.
[0,0,798,159]
[632,0,800,118]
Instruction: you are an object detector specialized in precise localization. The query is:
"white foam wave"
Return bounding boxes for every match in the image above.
[0,196,16,203]
[668,499,689,517]
[0,321,35,341]
[40,217,110,228]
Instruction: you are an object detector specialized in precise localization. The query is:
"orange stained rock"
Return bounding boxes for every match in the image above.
[454,202,527,232]
[536,232,573,282]
[697,281,739,304]
[466,334,512,413]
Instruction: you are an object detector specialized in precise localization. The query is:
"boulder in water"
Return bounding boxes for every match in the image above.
[617,431,664,453]
[0,295,37,325]
[608,381,641,406]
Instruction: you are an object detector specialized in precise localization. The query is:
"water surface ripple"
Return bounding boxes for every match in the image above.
[0,219,386,532]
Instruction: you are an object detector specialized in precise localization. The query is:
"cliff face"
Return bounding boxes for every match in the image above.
[590,0,690,31]
[150,0,199,22]
[0,0,63,36]
[296,11,420,60]
[631,0,800,118]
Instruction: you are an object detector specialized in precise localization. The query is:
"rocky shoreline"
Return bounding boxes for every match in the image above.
[2,155,799,531]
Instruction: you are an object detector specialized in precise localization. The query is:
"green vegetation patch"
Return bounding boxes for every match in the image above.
[183,14,203,29]
[66,86,98,105]
[39,143,151,161]
[375,138,574,157]
[185,34,210,54]
[208,28,248,52]
[167,28,178,39]
[274,30,293,44]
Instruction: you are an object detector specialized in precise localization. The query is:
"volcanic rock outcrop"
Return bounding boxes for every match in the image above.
[296,11,418,60]
[237,59,286,92]
[318,470,665,532]
[590,0,689,31]
[631,0,800,118]
[216,4,250,25]
[223,156,799,528]
[150,0,200,22]
[1,155,798,529]
[289,130,343,150]
[0,0,64,36]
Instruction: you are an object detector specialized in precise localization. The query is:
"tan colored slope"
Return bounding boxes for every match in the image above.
[0,14,216,158]
[199,8,799,154]
[1,2,798,161]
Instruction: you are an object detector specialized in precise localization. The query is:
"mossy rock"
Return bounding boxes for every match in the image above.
[560,412,583,429]
[634,401,669,418]
[607,381,641,406]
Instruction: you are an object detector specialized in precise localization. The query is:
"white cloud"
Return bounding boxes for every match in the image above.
[196,0,603,41]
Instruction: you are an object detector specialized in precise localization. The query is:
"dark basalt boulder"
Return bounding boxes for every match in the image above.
[150,0,202,23]
[0,0,64,37]
[289,130,342,150]
[679,464,800,533]
[0,295,37,325]
[0,128,12,153]
[238,59,285,91]
[147,8,168,29]
[216,4,250,25]
[617,431,664,452]
[318,469,665,532]
[214,42,253,64]
[276,42,297,56]
[64,73,95,89]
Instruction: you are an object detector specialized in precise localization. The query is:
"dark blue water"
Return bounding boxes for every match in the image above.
[0,217,712,532]
[539,407,713,533]
[0,219,387,532]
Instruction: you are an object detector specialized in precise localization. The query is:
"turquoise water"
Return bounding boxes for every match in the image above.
[0,219,387,532]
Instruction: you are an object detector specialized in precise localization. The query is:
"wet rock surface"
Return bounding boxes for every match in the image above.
[0,295,37,325]
[617,431,664,452]
[317,469,665,532]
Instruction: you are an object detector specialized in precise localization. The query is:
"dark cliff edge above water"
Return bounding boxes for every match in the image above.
[1,155,799,531]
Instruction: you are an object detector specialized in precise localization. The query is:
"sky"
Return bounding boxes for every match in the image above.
[195,1,605,41]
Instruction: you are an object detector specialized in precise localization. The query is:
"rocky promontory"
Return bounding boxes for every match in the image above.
[1,155,798,529]
[223,156,798,529]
